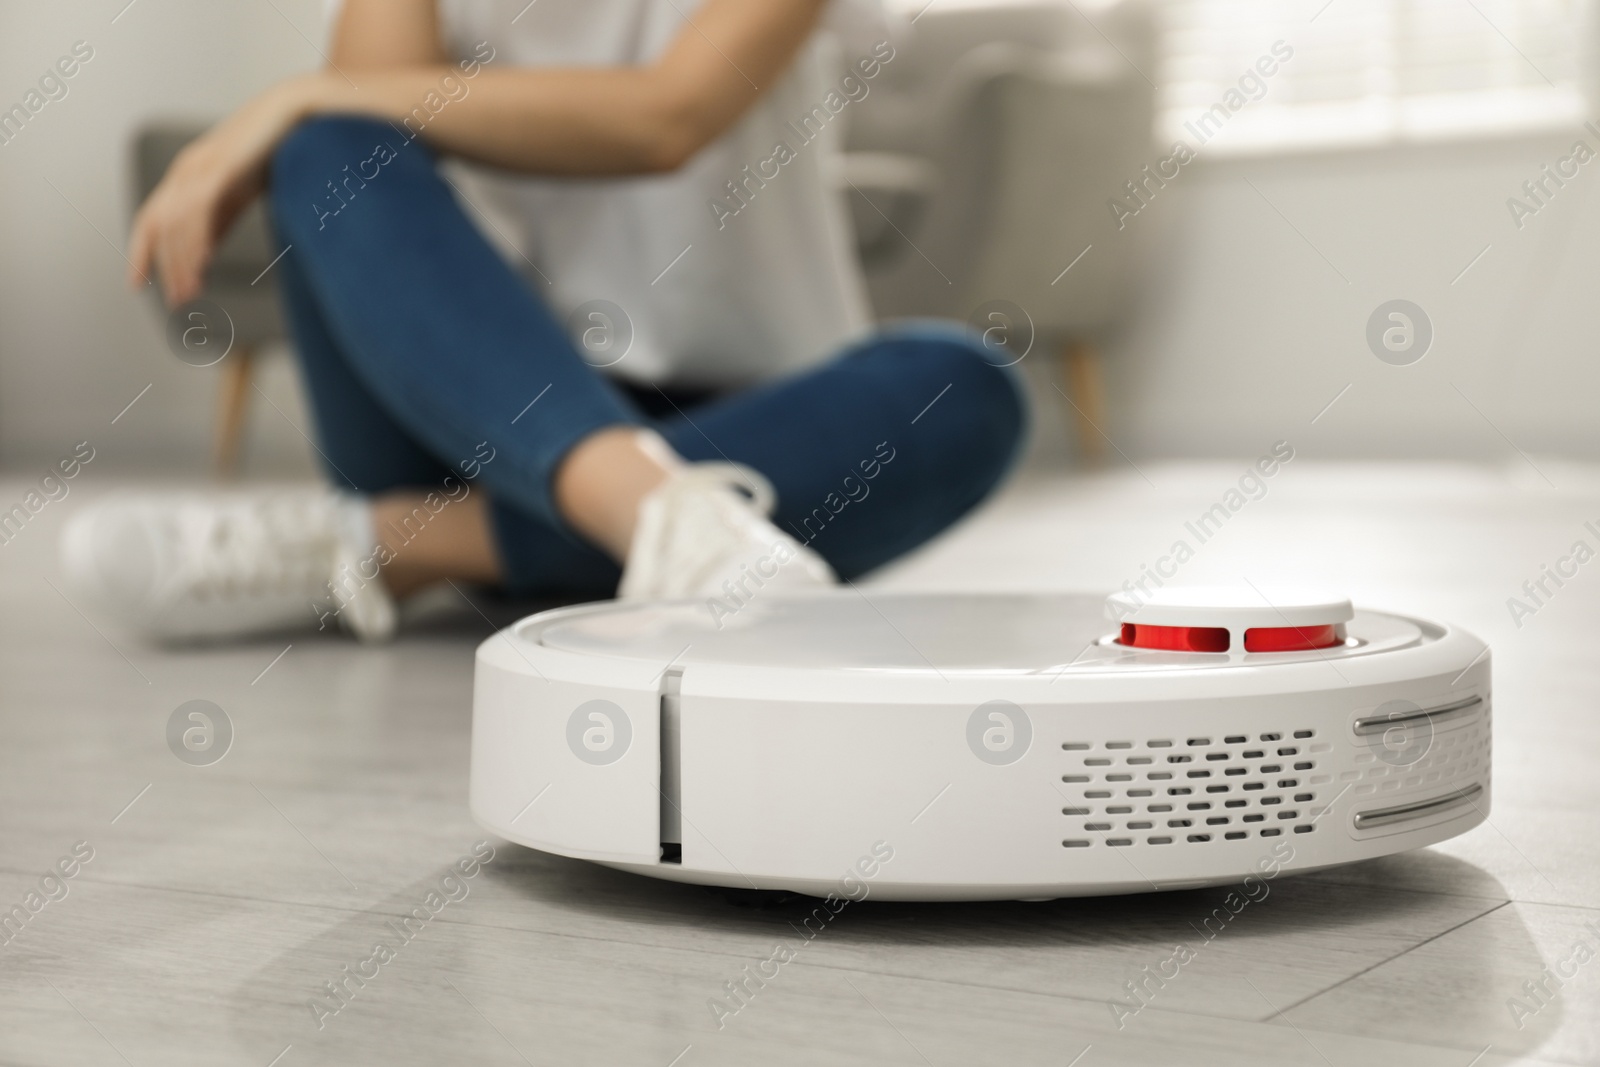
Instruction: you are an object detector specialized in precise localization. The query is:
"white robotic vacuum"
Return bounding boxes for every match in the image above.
[470,588,1490,901]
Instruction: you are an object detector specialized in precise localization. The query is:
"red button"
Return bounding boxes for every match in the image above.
[1243,624,1342,652]
[1119,623,1229,652]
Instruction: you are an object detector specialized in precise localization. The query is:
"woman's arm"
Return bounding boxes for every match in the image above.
[130,0,828,304]
[329,0,447,69]
[340,0,829,171]
[327,0,829,173]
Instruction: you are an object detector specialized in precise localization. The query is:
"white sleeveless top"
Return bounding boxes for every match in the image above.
[330,0,881,386]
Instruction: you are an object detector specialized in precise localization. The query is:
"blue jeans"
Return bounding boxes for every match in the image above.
[268,116,1026,594]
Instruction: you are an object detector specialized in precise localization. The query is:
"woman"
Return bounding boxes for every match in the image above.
[63,0,1025,641]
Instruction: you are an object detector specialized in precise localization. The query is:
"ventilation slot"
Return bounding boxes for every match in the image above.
[1053,727,1324,847]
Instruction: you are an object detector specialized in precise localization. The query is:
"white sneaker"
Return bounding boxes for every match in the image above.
[618,463,836,601]
[59,488,397,643]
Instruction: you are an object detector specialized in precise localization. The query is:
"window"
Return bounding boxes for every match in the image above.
[1159,0,1594,153]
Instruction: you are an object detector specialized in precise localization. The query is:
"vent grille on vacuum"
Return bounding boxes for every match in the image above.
[1347,701,1491,798]
[1058,730,1327,848]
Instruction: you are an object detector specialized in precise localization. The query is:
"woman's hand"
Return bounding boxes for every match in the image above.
[128,73,332,307]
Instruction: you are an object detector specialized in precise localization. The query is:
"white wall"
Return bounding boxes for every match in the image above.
[1104,132,1600,464]
[1,1,1596,472]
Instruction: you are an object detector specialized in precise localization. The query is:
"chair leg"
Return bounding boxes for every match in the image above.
[214,344,255,477]
[1061,338,1108,464]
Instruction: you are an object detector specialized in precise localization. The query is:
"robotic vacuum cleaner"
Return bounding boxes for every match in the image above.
[470,589,1490,901]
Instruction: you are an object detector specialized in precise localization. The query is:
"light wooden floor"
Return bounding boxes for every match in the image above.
[2,462,1597,1066]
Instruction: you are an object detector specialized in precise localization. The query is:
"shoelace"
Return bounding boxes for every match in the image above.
[653,463,777,516]
[172,497,339,603]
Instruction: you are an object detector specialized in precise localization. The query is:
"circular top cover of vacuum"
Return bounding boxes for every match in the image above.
[536,587,1373,667]
[470,590,1491,900]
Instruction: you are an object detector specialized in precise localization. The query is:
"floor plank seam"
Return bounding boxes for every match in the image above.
[1260,898,1514,1021]
[1289,1021,1593,1067]
[782,958,1320,1027]
[1296,875,1600,913]
[0,870,859,962]
[771,959,1538,1050]
[1297,874,1514,907]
